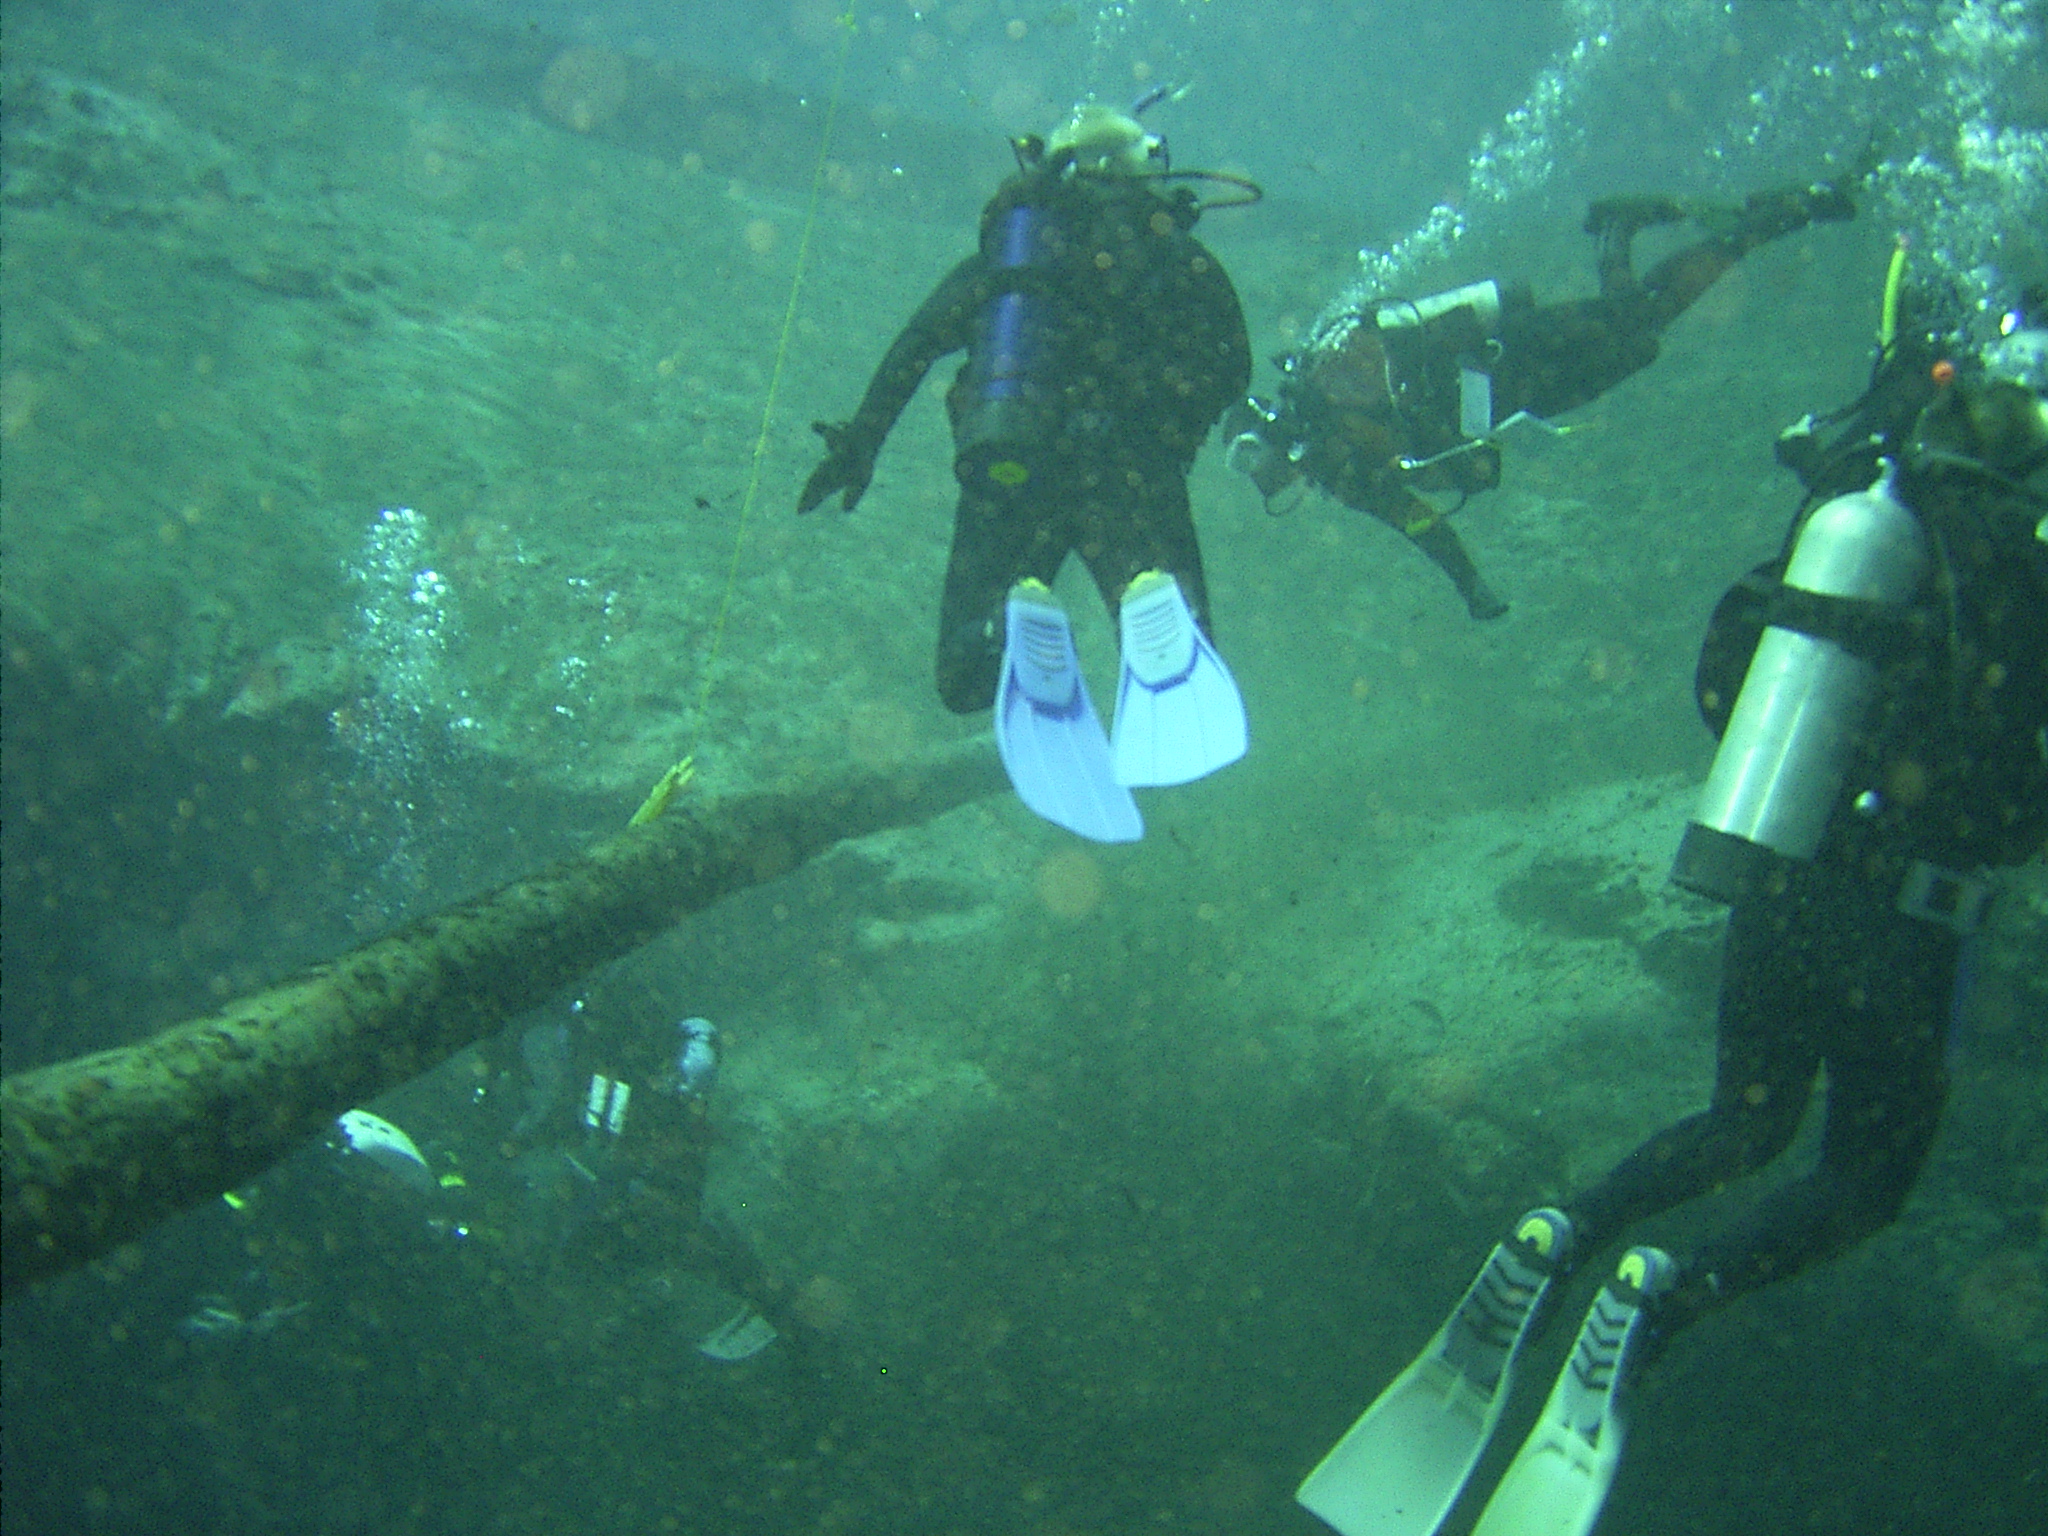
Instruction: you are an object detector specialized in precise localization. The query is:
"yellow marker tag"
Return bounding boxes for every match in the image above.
[1879,239,1908,352]
[222,1190,249,1211]
[988,460,1031,488]
[630,756,696,826]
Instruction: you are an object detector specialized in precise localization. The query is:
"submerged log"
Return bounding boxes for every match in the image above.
[2,745,1005,1295]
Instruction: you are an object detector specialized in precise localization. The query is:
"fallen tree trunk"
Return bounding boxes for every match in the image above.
[2,744,1005,1295]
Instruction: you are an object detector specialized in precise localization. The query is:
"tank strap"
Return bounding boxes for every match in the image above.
[1763,585,1915,664]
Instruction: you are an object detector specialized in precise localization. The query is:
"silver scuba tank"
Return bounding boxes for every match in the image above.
[1372,279,1502,334]
[1671,464,1930,902]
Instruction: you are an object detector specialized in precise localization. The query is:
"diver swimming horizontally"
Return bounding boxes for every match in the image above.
[1226,180,1858,620]
[799,94,1259,843]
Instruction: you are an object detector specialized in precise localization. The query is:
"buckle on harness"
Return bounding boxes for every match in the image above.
[1896,860,1991,935]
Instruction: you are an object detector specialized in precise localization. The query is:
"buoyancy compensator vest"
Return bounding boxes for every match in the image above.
[1674,379,2048,906]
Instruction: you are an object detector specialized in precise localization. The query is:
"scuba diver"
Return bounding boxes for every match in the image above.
[798,95,1259,844]
[1296,266,2048,1536]
[1226,180,1859,620]
[501,1001,781,1362]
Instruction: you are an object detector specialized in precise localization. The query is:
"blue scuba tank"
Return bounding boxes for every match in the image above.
[955,201,1062,491]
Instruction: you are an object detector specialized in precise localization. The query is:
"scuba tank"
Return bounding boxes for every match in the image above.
[1376,280,1507,448]
[1293,279,1509,498]
[954,94,1254,493]
[1671,465,1930,903]
[955,201,1063,492]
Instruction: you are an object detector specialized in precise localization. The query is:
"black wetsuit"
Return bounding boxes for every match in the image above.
[1562,363,2048,1344]
[1489,188,1843,423]
[507,1015,779,1321]
[1262,185,1856,619]
[568,1023,716,1268]
[800,159,1250,713]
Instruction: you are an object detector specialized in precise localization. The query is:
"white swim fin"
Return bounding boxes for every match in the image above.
[995,580,1143,843]
[1110,571,1247,787]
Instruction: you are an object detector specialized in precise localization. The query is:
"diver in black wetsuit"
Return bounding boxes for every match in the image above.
[1225,182,1858,619]
[1295,283,2046,1536]
[505,1004,778,1325]
[1555,289,2048,1352]
[797,101,1253,714]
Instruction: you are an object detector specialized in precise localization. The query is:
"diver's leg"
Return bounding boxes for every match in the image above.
[1649,875,1955,1342]
[1077,461,1214,633]
[1407,513,1508,620]
[1511,182,1859,421]
[686,1210,781,1318]
[1633,180,1859,328]
[1516,196,1730,408]
[1493,295,1665,419]
[934,490,1062,714]
[1559,886,1821,1272]
[1582,194,1691,295]
[1723,180,1857,249]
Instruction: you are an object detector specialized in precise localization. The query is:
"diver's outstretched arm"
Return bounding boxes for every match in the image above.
[798,254,988,512]
[1406,505,1508,621]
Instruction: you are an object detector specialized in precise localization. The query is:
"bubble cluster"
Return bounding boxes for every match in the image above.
[1321,0,1621,338]
[334,506,460,925]
[1888,2,2047,349]
[1323,0,2044,353]
[1079,0,1202,112]
[1705,0,2045,350]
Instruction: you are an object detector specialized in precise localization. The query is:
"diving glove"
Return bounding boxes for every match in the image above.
[797,420,876,513]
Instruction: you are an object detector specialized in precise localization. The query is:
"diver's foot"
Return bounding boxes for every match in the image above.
[1605,1247,1682,1392]
[697,1303,779,1362]
[1733,180,1857,245]
[1585,195,1691,293]
[1465,1246,1679,1536]
[1466,584,1509,622]
[1800,179,1857,223]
